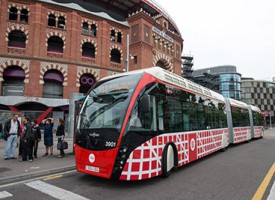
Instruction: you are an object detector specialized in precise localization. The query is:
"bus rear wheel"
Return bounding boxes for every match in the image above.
[161,143,178,178]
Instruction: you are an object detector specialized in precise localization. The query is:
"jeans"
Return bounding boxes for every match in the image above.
[33,140,39,158]
[21,140,33,161]
[4,134,18,158]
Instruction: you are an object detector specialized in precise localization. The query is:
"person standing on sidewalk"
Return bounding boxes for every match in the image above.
[3,114,20,160]
[20,117,33,162]
[42,118,54,157]
[31,120,41,158]
[56,118,65,158]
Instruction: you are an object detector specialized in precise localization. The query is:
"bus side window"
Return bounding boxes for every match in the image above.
[157,99,164,131]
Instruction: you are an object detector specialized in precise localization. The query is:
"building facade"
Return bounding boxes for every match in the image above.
[192,65,241,100]
[181,54,194,79]
[241,78,275,126]
[0,0,183,125]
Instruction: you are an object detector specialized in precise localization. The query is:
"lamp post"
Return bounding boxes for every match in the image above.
[270,112,272,129]
[125,34,130,72]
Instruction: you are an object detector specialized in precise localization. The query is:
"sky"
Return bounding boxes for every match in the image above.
[157,0,275,81]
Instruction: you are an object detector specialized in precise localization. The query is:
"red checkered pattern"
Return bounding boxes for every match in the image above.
[197,129,226,159]
[253,126,264,138]
[120,128,228,181]
[233,127,251,143]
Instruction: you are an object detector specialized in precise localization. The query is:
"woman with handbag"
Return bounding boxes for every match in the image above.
[56,118,65,158]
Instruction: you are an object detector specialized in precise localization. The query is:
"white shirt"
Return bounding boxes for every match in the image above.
[9,120,18,134]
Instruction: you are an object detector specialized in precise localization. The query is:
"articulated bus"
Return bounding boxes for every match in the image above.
[74,67,264,180]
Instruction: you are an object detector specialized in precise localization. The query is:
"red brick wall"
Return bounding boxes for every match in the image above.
[0,0,183,100]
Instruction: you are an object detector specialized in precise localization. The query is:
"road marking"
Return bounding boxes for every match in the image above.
[0,170,76,189]
[267,180,275,200]
[43,175,63,181]
[0,191,13,199]
[252,162,275,200]
[25,180,90,200]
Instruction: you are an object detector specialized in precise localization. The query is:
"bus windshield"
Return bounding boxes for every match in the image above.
[76,74,142,150]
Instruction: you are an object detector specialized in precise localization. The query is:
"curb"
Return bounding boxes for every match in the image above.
[0,165,76,186]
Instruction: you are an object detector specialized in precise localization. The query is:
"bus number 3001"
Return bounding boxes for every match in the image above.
[105,141,116,147]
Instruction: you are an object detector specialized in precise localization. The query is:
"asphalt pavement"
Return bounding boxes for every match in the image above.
[0,136,75,185]
[0,128,274,188]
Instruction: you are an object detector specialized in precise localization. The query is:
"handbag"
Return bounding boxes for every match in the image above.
[57,140,68,150]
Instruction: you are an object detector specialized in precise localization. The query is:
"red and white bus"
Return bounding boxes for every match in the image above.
[74,67,264,180]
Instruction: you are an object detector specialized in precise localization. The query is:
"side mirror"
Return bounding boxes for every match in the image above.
[140,94,150,112]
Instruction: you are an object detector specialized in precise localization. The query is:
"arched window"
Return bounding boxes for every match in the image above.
[79,74,96,94]
[2,66,25,96]
[117,32,122,43]
[82,42,95,58]
[82,22,88,34]
[156,60,166,69]
[47,36,64,53]
[43,70,64,99]
[48,14,56,27]
[9,7,18,21]
[110,49,121,63]
[110,30,115,42]
[8,30,26,48]
[91,24,97,36]
[58,16,65,29]
[20,9,29,23]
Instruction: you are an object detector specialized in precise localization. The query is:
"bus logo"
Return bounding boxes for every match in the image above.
[190,138,196,151]
[89,132,99,137]
[89,153,95,163]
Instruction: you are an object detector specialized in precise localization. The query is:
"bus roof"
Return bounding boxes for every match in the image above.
[101,67,225,102]
[228,98,248,109]
[250,105,261,113]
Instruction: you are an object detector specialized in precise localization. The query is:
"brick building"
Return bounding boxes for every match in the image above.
[0,0,183,124]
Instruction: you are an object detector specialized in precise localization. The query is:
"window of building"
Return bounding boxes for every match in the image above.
[20,9,29,23]
[117,32,122,43]
[43,70,64,99]
[90,24,97,36]
[58,16,65,29]
[47,36,64,53]
[79,74,96,94]
[2,66,25,96]
[82,42,95,58]
[82,22,88,34]
[110,49,121,63]
[110,30,115,42]
[8,30,26,48]
[9,7,18,21]
[48,14,56,27]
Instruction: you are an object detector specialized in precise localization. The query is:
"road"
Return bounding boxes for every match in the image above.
[1,130,275,200]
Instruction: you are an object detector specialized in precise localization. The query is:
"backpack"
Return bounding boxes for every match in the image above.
[29,128,35,141]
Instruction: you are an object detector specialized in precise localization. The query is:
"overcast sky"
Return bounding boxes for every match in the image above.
[157,0,275,81]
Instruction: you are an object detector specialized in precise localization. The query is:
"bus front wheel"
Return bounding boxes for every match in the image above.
[161,143,178,178]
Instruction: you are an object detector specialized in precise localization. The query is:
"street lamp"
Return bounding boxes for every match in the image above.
[124,34,134,72]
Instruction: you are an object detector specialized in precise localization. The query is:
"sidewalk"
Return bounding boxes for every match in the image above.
[0,136,75,185]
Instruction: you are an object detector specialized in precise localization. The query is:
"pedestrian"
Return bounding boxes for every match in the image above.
[3,114,20,160]
[18,121,24,158]
[42,118,54,157]
[56,118,65,158]
[20,117,33,162]
[31,119,41,158]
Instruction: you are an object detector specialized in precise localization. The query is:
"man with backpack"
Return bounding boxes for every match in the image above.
[20,117,34,162]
